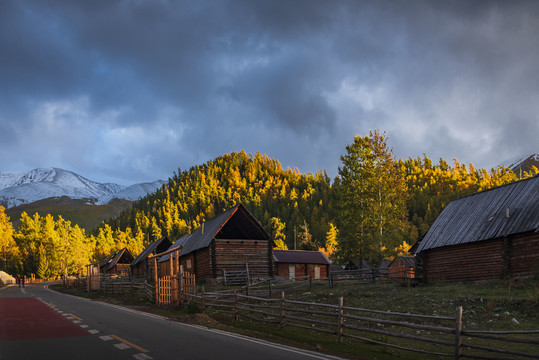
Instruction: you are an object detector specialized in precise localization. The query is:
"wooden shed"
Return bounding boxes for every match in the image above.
[159,204,274,280]
[388,256,415,279]
[99,248,134,277]
[130,236,173,277]
[274,250,331,280]
[416,175,539,283]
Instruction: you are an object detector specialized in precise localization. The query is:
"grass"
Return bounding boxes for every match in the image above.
[51,277,539,360]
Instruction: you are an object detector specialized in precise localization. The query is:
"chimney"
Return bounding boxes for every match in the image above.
[506,208,510,218]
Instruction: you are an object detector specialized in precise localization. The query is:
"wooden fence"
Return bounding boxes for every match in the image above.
[182,290,539,360]
[100,276,147,297]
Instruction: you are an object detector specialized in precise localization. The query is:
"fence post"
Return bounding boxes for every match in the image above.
[309,275,312,292]
[179,265,183,306]
[338,297,344,343]
[455,306,463,360]
[234,289,238,321]
[268,279,272,297]
[201,286,205,313]
[280,291,285,329]
[372,268,376,283]
[153,257,158,305]
[223,269,227,287]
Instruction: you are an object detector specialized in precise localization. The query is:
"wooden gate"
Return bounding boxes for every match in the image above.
[157,275,172,305]
[181,271,196,302]
[149,246,182,306]
[86,264,101,292]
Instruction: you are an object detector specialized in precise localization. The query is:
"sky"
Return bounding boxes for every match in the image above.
[1,1,538,185]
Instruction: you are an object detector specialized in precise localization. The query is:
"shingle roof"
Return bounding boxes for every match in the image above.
[416,176,539,253]
[390,255,415,268]
[273,250,331,265]
[159,204,270,262]
[100,248,133,271]
[130,236,172,267]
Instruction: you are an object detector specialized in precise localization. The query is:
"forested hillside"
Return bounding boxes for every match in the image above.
[2,143,537,278]
[106,151,333,251]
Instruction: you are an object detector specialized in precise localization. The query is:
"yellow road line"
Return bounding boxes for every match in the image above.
[68,313,82,321]
[111,334,149,353]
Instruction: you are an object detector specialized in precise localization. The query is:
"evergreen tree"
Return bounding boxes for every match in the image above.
[0,206,19,274]
[333,131,407,266]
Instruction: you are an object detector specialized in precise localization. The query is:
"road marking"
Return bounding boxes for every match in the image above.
[68,313,82,321]
[73,320,81,324]
[111,335,149,353]
[79,324,89,328]
[88,329,99,334]
[114,343,131,350]
[99,335,114,341]
[133,353,153,360]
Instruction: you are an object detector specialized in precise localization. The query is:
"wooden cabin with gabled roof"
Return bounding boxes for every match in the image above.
[388,255,415,279]
[99,248,134,277]
[130,236,173,277]
[159,204,274,280]
[416,175,539,283]
[274,250,331,280]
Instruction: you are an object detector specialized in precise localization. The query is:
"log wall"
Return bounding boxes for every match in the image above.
[510,232,539,277]
[420,232,539,283]
[275,263,329,279]
[213,239,273,278]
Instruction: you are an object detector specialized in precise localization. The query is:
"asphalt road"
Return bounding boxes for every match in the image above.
[0,283,344,360]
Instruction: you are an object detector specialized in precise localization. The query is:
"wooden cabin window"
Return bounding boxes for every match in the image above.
[186,259,192,269]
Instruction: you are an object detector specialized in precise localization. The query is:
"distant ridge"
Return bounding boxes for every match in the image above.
[0,168,163,208]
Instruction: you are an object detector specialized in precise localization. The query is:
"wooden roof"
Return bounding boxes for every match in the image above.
[416,175,539,253]
[130,236,172,267]
[100,248,134,271]
[160,204,271,262]
[274,250,331,265]
[389,255,415,268]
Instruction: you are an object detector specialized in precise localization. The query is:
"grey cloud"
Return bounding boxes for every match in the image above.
[0,0,537,183]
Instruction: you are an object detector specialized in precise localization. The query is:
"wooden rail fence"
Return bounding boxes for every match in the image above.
[181,289,539,360]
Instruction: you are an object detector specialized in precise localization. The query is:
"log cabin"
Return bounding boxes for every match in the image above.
[415,175,539,283]
[273,250,331,280]
[387,255,415,279]
[158,204,274,280]
[130,236,173,277]
[99,248,134,277]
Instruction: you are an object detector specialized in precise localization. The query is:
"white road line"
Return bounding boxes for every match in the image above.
[99,335,114,341]
[79,324,89,328]
[73,320,81,324]
[114,343,131,350]
[133,353,153,360]
[88,329,99,334]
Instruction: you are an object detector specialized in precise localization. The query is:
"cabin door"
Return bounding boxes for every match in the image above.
[289,264,295,279]
[314,266,320,279]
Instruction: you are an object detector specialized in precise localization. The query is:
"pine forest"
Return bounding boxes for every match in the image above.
[1,131,537,278]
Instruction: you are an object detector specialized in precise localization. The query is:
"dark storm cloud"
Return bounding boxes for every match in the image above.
[0,0,537,183]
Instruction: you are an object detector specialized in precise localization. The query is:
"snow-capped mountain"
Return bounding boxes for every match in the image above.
[96,180,165,204]
[500,154,539,175]
[0,168,163,208]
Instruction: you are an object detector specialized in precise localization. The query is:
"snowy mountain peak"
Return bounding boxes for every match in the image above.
[500,153,539,176]
[0,168,162,208]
